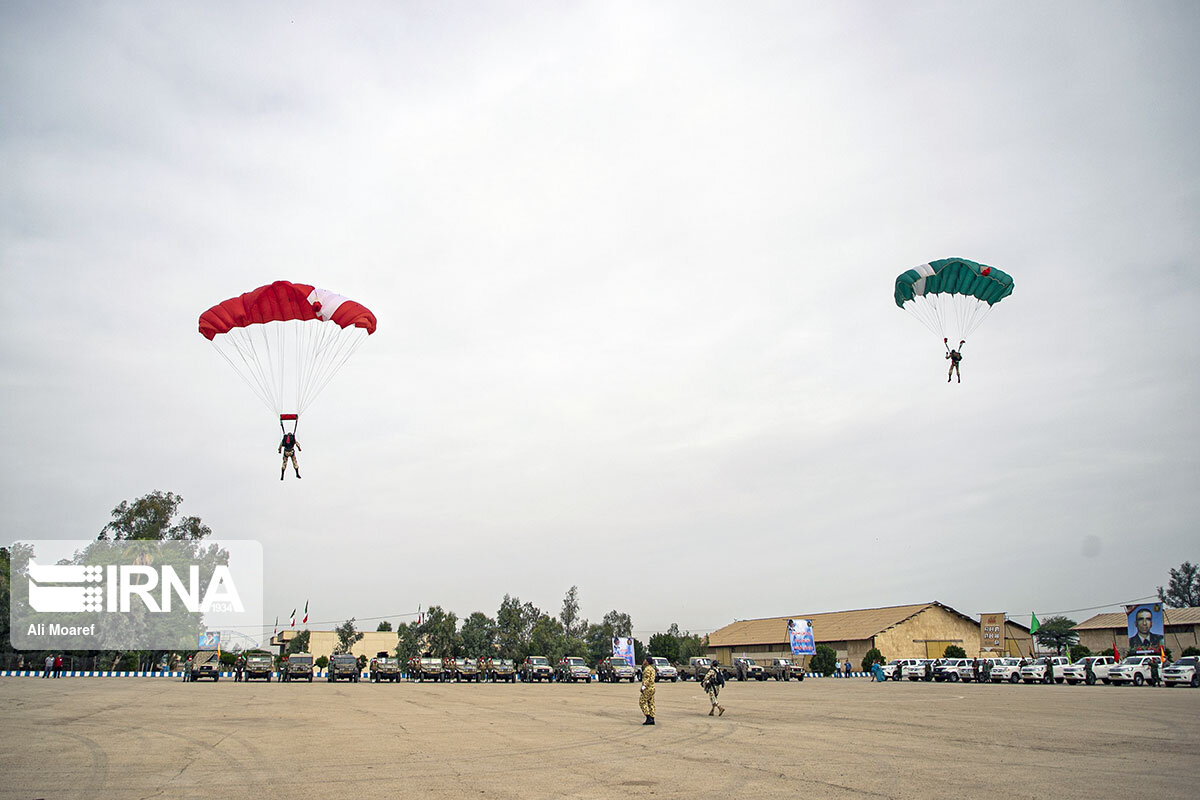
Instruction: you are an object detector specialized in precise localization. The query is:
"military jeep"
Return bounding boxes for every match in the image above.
[370,654,401,683]
[283,653,314,682]
[597,656,636,683]
[487,658,516,683]
[327,653,360,683]
[243,654,274,682]
[189,650,221,682]
[454,657,481,682]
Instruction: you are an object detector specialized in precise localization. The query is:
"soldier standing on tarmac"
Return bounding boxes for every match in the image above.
[702,661,726,716]
[639,657,656,725]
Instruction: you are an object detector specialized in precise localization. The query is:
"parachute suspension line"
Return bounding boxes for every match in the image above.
[224,327,280,413]
[297,324,367,414]
[210,339,275,414]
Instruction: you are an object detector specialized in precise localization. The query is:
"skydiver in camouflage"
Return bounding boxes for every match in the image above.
[639,657,656,725]
[945,338,964,383]
[279,430,301,480]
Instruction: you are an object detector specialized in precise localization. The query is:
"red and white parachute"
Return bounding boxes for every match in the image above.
[199,281,376,428]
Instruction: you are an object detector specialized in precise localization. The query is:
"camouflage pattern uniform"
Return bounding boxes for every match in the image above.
[639,661,657,719]
[702,664,725,715]
[279,434,301,478]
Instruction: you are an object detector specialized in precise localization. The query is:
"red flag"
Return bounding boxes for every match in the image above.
[1159,643,1167,662]
[302,601,308,625]
[1112,641,1120,662]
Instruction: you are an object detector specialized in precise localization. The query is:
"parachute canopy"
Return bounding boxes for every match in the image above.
[894,258,1013,342]
[199,281,376,421]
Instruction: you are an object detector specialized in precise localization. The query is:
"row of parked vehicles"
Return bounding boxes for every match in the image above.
[209,654,811,684]
[879,654,1199,687]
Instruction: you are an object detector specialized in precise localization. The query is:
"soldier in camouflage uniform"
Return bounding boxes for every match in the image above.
[639,657,656,725]
[702,661,726,716]
[279,431,301,480]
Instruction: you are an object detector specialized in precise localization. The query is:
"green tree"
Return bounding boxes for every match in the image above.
[376,621,393,632]
[861,647,884,672]
[394,621,422,663]
[1158,561,1200,608]
[1067,643,1091,661]
[811,644,837,676]
[528,615,566,661]
[286,630,310,655]
[943,645,967,659]
[496,595,541,660]
[422,605,459,657]
[98,490,212,541]
[559,586,586,639]
[1181,646,1200,658]
[460,612,497,656]
[333,619,365,654]
[315,655,328,669]
[647,632,680,662]
[602,610,632,637]
[1032,616,1078,655]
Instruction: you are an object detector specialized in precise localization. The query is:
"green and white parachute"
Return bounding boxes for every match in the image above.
[894,257,1014,344]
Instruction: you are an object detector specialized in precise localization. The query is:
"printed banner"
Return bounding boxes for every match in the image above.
[1126,603,1164,652]
[612,636,634,666]
[10,539,263,651]
[198,631,221,650]
[979,613,1005,652]
[787,619,815,656]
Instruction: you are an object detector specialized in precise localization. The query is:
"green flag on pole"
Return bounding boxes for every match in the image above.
[1030,613,1040,635]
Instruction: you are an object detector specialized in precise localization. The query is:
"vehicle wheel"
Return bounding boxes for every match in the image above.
[308,675,313,682]
[949,673,959,683]
[1164,682,1175,687]
[1009,673,1020,684]
[1043,674,1052,685]
[1191,673,1199,688]
[1133,673,1144,686]
[1056,678,1064,684]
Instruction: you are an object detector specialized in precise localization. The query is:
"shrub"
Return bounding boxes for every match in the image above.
[811,645,837,676]
[942,645,967,659]
[315,656,329,669]
[1067,644,1091,661]
[861,648,884,672]
[1181,646,1200,658]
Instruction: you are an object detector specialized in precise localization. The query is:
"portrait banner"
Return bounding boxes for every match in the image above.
[787,619,815,656]
[612,636,635,667]
[1126,603,1164,653]
[979,613,1005,652]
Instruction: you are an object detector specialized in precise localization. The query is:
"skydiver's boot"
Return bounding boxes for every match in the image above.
[281,469,285,480]
[718,705,725,716]
[295,471,301,479]
[709,706,715,716]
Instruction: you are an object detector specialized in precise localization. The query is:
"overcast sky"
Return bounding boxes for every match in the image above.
[3,1,1198,645]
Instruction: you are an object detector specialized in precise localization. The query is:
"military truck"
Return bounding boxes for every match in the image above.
[370,653,401,683]
[597,656,637,683]
[764,658,805,681]
[190,650,221,682]
[243,653,274,682]
[678,657,714,681]
[454,657,481,682]
[555,656,592,683]
[282,653,314,682]
[487,658,517,683]
[649,657,678,682]
[327,653,360,683]
[418,656,445,682]
[520,655,553,682]
[733,657,767,681]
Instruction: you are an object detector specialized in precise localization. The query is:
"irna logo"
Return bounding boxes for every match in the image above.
[27,562,244,614]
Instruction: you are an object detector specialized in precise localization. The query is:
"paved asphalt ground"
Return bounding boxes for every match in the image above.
[1,676,1197,799]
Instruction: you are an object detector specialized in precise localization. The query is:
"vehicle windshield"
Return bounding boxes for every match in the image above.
[608,658,628,666]
[652,658,669,665]
[1119,657,1145,665]
[497,660,513,666]
[529,657,549,665]
[1171,657,1197,666]
[567,658,586,666]
[741,659,756,665]
[291,656,313,665]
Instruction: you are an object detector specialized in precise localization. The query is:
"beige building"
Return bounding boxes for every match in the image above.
[1071,607,1200,656]
[272,629,401,661]
[706,602,1033,667]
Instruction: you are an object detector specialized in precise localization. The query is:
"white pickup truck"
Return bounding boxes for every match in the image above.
[986,657,1025,683]
[932,658,975,682]
[1062,655,1115,685]
[1161,655,1199,688]
[1019,655,1070,684]
[1108,655,1163,686]
[902,660,935,681]
[882,659,922,681]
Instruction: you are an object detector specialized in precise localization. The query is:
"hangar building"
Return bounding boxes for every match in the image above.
[705,601,1032,666]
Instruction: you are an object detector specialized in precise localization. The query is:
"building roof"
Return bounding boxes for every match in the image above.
[1072,607,1200,631]
[707,602,984,647]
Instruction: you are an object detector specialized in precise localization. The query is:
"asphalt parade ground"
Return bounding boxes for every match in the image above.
[1,677,1197,799]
